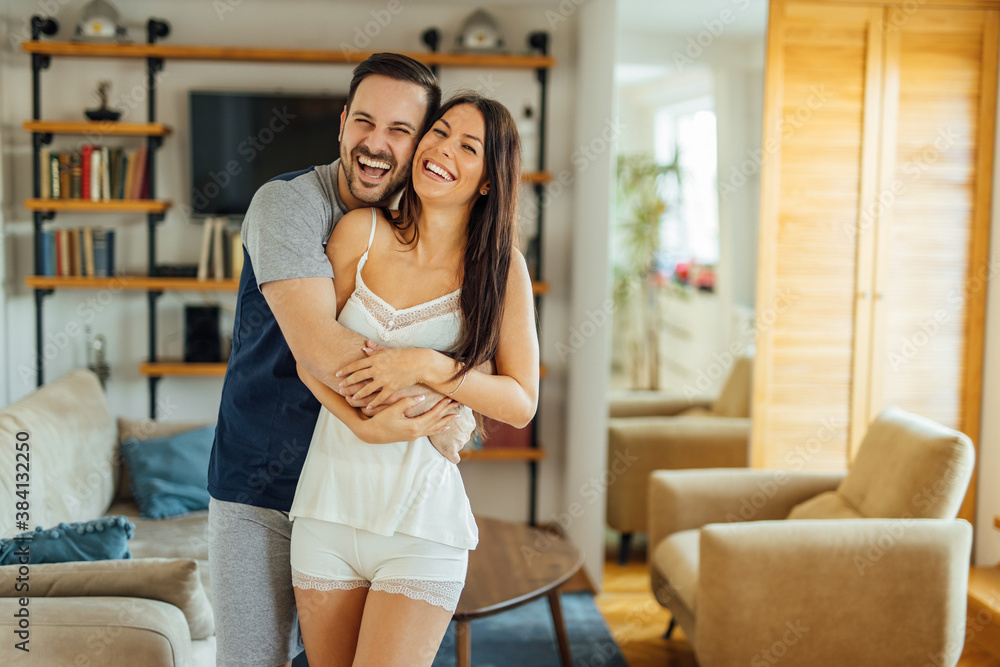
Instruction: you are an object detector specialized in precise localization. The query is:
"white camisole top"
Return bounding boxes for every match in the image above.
[288,209,479,550]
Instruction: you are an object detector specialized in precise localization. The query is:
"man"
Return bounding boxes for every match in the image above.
[207,53,460,667]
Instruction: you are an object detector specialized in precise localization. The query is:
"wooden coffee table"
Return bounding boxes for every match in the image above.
[453,516,584,667]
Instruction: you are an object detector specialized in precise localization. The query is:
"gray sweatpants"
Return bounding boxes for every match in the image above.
[208,497,304,667]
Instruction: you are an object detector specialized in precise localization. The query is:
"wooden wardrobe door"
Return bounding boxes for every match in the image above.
[752,2,884,469]
[866,7,997,518]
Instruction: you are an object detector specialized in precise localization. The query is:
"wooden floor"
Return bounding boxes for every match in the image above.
[593,539,1000,667]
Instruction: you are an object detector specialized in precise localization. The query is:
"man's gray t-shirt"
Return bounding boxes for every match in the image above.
[242,159,348,286]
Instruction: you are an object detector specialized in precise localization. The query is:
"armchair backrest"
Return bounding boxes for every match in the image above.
[838,406,975,519]
[710,355,752,418]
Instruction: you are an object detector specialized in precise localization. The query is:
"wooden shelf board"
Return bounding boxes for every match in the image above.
[522,171,553,184]
[532,281,550,295]
[24,120,172,136]
[140,361,228,377]
[23,41,555,69]
[25,198,171,213]
[26,275,238,291]
[461,448,545,462]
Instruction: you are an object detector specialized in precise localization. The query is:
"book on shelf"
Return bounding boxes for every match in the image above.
[81,145,92,200]
[212,218,225,280]
[197,217,242,280]
[50,153,60,199]
[39,147,51,199]
[101,147,111,200]
[230,230,244,280]
[40,227,115,278]
[196,218,214,280]
[34,145,149,203]
[58,153,70,200]
[41,230,55,276]
[90,148,101,202]
[132,147,148,199]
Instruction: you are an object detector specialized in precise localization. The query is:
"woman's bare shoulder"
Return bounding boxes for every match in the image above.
[331,207,375,246]
[506,248,532,293]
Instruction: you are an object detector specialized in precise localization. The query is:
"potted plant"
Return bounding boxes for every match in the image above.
[612,152,681,390]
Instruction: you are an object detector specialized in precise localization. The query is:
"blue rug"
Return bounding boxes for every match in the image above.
[432,592,627,667]
[292,592,626,666]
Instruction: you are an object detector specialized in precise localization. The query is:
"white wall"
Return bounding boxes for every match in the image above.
[0,0,597,568]
[974,41,1000,566]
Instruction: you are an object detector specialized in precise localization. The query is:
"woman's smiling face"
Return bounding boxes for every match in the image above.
[412,104,489,206]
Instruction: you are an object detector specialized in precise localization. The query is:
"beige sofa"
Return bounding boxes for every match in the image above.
[607,355,752,563]
[0,369,216,666]
[648,406,975,667]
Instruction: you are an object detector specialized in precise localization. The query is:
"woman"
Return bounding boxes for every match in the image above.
[289,92,539,666]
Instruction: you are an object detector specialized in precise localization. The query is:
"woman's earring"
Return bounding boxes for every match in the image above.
[480,188,488,195]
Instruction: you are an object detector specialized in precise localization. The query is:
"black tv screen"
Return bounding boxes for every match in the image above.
[189,91,346,216]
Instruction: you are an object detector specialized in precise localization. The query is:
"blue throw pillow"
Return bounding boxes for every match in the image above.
[0,516,135,565]
[121,424,215,519]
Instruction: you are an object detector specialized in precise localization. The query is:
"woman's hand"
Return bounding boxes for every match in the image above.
[337,341,453,409]
[356,394,459,445]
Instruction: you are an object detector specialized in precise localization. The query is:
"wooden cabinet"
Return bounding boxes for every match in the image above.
[752,0,997,520]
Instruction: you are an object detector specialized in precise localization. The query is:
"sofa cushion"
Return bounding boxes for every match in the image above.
[710,355,752,418]
[116,419,213,501]
[838,407,975,519]
[0,370,117,538]
[121,425,215,519]
[677,406,714,417]
[109,502,212,608]
[0,516,135,565]
[787,490,865,520]
[0,557,214,639]
[109,502,209,561]
[652,529,700,613]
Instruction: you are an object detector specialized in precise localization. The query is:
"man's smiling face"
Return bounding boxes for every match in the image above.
[338,74,428,207]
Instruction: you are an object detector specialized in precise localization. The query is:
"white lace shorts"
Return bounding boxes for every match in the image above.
[289,517,468,612]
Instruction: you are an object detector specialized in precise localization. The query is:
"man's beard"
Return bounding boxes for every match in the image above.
[342,145,409,205]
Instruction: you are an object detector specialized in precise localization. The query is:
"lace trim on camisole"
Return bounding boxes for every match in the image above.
[347,209,461,341]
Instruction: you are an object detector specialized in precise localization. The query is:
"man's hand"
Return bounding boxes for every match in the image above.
[429,405,475,463]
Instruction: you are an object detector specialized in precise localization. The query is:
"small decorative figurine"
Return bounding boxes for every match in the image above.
[85,81,122,121]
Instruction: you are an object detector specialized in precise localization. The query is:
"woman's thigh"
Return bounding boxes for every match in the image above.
[354,590,455,666]
[294,586,369,667]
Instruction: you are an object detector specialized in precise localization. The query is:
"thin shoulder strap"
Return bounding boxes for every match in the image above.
[365,208,377,253]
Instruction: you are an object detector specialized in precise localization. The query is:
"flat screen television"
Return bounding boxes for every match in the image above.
[189,91,346,216]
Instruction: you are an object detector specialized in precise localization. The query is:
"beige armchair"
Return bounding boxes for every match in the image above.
[647,406,975,667]
[607,355,752,564]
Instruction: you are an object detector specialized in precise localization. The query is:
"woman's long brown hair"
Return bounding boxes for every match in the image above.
[384,92,522,379]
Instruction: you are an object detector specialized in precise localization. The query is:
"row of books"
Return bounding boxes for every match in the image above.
[39,228,116,277]
[197,218,245,280]
[38,146,149,201]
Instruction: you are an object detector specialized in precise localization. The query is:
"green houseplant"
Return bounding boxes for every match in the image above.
[612,152,681,390]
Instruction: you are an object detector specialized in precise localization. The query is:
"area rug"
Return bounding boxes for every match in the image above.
[291,592,626,666]
[431,592,627,667]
